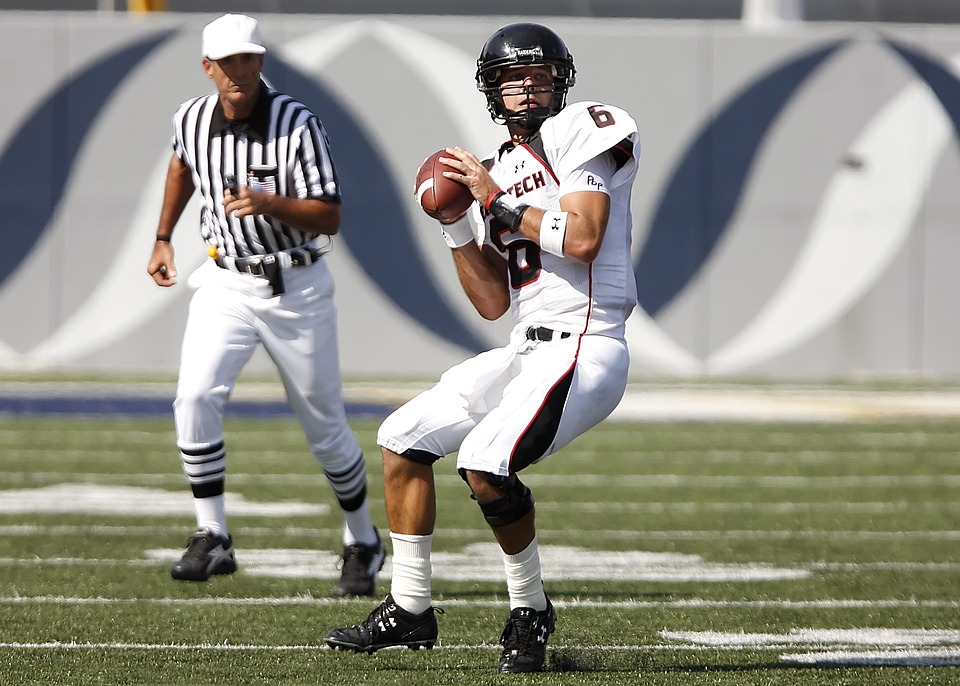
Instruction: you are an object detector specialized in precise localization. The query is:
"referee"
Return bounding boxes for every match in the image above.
[147,14,386,596]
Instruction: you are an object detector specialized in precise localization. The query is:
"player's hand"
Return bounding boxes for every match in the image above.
[439,147,500,204]
[147,240,178,287]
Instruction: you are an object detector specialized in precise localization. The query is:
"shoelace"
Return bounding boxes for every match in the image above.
[338,542,380,573]
[349,600,395,637]
[500,616,535,653]
[339,545,368,571]
[181,534,213,560]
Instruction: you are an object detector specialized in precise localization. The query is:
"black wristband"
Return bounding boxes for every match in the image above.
[155,235,171,242]
[488,191,529,230]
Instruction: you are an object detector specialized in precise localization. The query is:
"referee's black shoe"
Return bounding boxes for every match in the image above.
[332,529,387,597]
[324,594,440,652]
[498,597,556,673]
[170,528,237,581]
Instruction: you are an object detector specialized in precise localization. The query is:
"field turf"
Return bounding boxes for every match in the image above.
[0,412,957,684]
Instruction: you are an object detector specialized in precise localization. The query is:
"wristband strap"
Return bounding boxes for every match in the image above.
[484,190,504,211]
[539,211,567,257]
[488,191,528,230]
[155,235,171,242]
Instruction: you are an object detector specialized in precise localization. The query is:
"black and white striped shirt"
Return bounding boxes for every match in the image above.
[171,81,340,258]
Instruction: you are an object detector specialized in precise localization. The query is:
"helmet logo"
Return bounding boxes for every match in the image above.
[509,45,544,62]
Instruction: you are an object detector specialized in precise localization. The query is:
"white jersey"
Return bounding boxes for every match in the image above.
[477,101,640,338]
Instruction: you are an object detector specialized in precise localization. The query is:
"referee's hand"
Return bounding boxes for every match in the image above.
[223,185,262,220]
[148,240,178,287]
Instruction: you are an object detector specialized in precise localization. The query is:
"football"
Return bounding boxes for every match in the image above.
[415,149,474,222]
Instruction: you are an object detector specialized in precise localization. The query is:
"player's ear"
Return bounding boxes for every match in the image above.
[202,57,214,79]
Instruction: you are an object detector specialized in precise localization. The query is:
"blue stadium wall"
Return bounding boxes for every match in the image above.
[2,12,960,380]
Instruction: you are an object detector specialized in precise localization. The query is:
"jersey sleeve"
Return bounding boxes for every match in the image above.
[293,115,342,203]
[558,152,618,197]
[170,97,198,165]
[541,101,641,190]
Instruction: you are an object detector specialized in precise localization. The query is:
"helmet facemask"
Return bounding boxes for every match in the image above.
[483,66,570,130]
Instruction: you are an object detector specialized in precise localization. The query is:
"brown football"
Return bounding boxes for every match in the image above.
[415,149,474,222]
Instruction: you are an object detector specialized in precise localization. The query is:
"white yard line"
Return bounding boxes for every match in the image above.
[1,471,958,488]
[662,629,960,666]
[0,640,771,651]
[1,527,959,541]
[782,649,960,666]
[0,548,957,573]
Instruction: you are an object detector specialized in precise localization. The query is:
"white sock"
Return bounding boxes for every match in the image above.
[194,495,227,538]
[342,502,378,547]
[389,532,433,615]
[503,537,546,611]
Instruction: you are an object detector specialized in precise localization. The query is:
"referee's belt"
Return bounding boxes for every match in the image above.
[525,326,572,342]
[215,244,324,275]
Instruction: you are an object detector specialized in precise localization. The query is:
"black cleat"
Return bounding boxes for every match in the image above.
[332,529,387,597]
[498,597,556,673]
[324,594,440,652]
[170,528,236,581]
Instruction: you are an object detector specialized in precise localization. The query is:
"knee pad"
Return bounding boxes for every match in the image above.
[458,468,535,527]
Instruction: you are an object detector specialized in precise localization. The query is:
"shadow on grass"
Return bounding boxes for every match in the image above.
[548,649,808,674]
[549,647,650,673]
[548,651,948,677]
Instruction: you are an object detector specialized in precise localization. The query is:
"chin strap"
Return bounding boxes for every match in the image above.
[505,107,551,131]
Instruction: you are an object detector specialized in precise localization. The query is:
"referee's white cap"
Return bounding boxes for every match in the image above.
[202,14,267,60]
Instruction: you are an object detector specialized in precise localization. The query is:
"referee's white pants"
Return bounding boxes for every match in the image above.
[378,325,629,476]
[173,259,361,473]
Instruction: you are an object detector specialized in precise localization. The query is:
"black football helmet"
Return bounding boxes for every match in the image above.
[476,22,576,130]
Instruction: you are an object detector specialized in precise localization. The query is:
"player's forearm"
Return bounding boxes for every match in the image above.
[513,198,609,264]
[452,245,509,320]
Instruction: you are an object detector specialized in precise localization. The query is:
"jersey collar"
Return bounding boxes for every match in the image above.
[499,130,543,159]
[210,80,271,142]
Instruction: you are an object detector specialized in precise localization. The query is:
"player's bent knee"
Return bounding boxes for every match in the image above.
[458,468,535,527]
[399,448,443,466]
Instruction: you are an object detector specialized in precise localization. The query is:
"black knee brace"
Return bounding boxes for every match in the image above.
[458,468,535,527]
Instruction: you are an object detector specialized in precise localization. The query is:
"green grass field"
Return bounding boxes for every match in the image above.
[0,412,958,685]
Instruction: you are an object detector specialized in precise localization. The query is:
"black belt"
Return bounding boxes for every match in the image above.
[217,246,324,275]
[526,326,571,342]
[215,246,324,296]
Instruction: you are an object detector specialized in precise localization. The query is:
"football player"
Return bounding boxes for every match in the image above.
[325,22,641,673]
